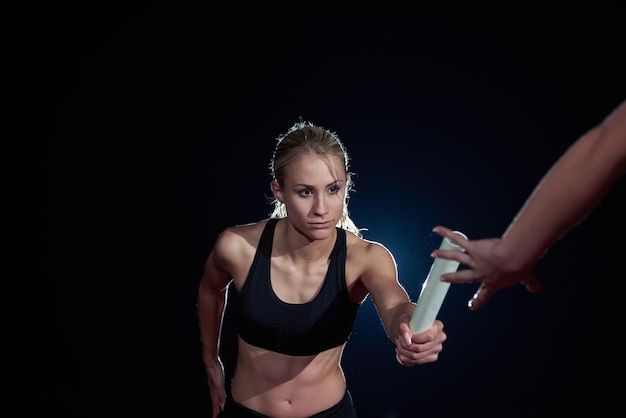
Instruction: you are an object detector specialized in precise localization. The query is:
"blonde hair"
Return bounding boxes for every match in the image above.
[268,120,364,237]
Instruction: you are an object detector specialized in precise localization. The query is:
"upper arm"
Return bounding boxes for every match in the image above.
[199,228,240,294]
[359,241,411,321]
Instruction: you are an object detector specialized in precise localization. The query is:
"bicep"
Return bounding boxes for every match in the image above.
[199,231,238,294]
[199,252,231,293]
[360,243,410,313]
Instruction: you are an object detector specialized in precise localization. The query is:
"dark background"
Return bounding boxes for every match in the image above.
[37,3,625,417]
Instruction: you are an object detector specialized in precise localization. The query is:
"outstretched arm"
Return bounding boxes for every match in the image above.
[359,241,447,365]
[432,99,626,310]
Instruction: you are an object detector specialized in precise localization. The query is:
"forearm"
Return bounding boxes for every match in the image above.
[197,282,227,365]
[499,101,626,269]
[381,301,415,341]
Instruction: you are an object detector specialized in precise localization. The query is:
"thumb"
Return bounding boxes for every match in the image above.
[523,274,542,293]
[398,320,413,345]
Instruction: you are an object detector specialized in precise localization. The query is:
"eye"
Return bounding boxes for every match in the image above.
[328,184,341,194]
[298,188,313,197]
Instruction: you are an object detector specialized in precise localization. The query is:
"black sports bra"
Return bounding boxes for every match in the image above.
[236,218,361,356]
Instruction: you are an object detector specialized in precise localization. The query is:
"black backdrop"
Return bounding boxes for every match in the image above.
[39,3,625,417]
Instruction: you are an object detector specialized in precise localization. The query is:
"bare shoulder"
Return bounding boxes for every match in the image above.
[344,230,401,303]
[200,220,269,291]
[345,230,397,271]
[214,219,268,257]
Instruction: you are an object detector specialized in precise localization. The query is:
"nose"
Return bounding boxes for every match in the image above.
[312,195,329,216]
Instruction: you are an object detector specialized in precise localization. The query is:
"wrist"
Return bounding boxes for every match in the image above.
[492,242,533,273]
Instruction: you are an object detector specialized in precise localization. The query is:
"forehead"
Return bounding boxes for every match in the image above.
[283,153,346,183]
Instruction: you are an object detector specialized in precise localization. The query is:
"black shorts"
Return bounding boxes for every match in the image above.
[219,390,358,418]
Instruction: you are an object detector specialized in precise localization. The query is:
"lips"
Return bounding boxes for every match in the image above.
[309,221,332,229]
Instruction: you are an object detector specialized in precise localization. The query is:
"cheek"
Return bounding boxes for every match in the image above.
[331,193,346,208]
[324,194,347,215]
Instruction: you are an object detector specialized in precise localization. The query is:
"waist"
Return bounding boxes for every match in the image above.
[224,390,355,418]
[231,338,347,417]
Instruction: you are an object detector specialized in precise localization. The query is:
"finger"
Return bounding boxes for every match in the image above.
[402,331,412,346]
[468,284,494,311]
[431,225,453,238]
[440,269,480,284]
[431,248,470,264]
[522,274,542,293]
[395,350,418,367]
[433,226,470,246]
[398,317,413,344]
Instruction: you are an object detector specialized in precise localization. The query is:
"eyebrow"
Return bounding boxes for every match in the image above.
[294,179,344,188]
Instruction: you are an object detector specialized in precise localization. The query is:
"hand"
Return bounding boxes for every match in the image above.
[204,357,227,418]
[431,226,541,310]
[394,317,446,366]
